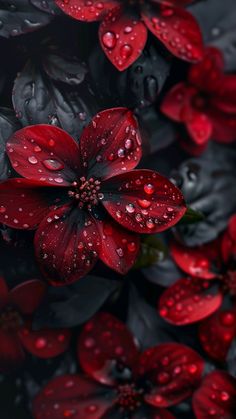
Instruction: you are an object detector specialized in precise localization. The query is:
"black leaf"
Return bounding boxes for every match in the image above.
[0,0,52,38]
[30,0,61,15]
[33,275,120,329]
[0,107,21,180]
[42,53,87,85]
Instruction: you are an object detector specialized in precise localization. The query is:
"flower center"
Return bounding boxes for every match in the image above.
[68,177,104,209]
[117,383,144,412]
[193,94,207,109]
[0,306,23,332]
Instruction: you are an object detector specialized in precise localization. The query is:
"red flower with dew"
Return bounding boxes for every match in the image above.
[33,312,204,418]
[161,47,236,154]
[55,0,203,71]
[0,108,186,286]
[193,371,236,419]
[0,277,71,372]
[159,214,236,362]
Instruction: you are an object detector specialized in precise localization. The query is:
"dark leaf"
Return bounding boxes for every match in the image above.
[171,142,236,246]
[178,207,205,224]
[226,339,236,378]
[0,107,21,180]
[191,0,236,71]
[133,235,167,270]
[142,253,182,287]
[33,276,120,329]
[13,60,97,140]
[127,284,176,350]
[0,0,52,38]
[42,53,87,85]
[30,0,61,15]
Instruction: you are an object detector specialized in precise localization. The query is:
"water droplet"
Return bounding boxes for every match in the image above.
[146,219,155,229]
[144,184,154,195]
[102,31,116,49]
[126,203,135,214]
[120,44,133,59]
[43,159,64,171]
[138,199,151,209]
[116,248,124,257]
[84,338,95,349]
[28,156,38,164]
[35,337,47,349]
[0,206,6,213]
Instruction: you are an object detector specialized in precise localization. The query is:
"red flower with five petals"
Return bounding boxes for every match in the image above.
[193,371,236,419]
[0,277,71,373]
[33,312,204,418]
[0,108,186,285]
[55,0,203,70]
[161,47,236,154]
[159,214,236,362]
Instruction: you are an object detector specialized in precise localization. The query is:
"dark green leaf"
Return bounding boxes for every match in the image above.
[133,235,167,269]
[179,207,205,224]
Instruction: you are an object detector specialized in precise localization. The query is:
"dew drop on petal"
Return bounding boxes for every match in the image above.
[28,156,38,164]
[144,183,154,195]
[43,159,64,171]
[102,31,116,49]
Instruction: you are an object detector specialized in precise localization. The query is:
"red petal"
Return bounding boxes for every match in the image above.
[78,312,139,386]
[142,4,203,63]
[9,279,46,315]
[188,47,224,92]
[159,278,223,325]
[207,107,236,143]
[33,374,116,419]
[7,125,80,186]
[55,0,120,22]
[161,83,192,122]
[199,310,236,362]
[156,0,192,5]
[0,178,65,229]
[171,241,218,280]
[102,170,186,234]
[0,330,25,373]
[186,112,212,145]
[0,277,9,309]
[79,108,142,179]
[138,343,204,408]
[35,205,100,286]
[96,219,140,274]
[193,371,236,419]
[99,7,147,70]
[19,324,71,358]
[222,215,236,263]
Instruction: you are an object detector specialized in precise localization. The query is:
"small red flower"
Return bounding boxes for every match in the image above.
[0,108,186,285]
[0,277,71,372]
[193,371,236,419]
[55,0,203,70]
[33,312,204,418]
[159,215,236,361]
[161,47,236,154]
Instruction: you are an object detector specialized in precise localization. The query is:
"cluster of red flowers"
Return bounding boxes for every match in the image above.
[0,0,235,418]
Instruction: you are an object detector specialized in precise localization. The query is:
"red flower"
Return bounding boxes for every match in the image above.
[161,47,236,154]
[33,312,204,418]
[55,0,203,70]
[159,215,236,361]
[0,277,71,372]
[193,371,236,419]
[0,108,186,285]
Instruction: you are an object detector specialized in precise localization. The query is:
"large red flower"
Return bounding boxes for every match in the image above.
[55,0,203,70]
[159,214,236,362]
[0,108,186,285]
[0,277,71,372]
[193,371,236,419]
[161,47,236,154]
[33,312,204,418]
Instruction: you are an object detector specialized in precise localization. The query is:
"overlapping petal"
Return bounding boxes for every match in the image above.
[138,343,204,407]
[78,312,139,386]
[102,170,186,234]
[33,374,116,419]
[142,3,203,62]
[159,278,223,325]
[35,205,100,286]
[55,0,120,21]
[99,7,147,71]
[7,125,80,186]
[96,218,140,274]
[9,279,46,315]
[0,330,25,373]
[79,108,142,179]
[19,324,71,358]
[199,310,236,362]
[193,371,236,419]
[0,178,66,229]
